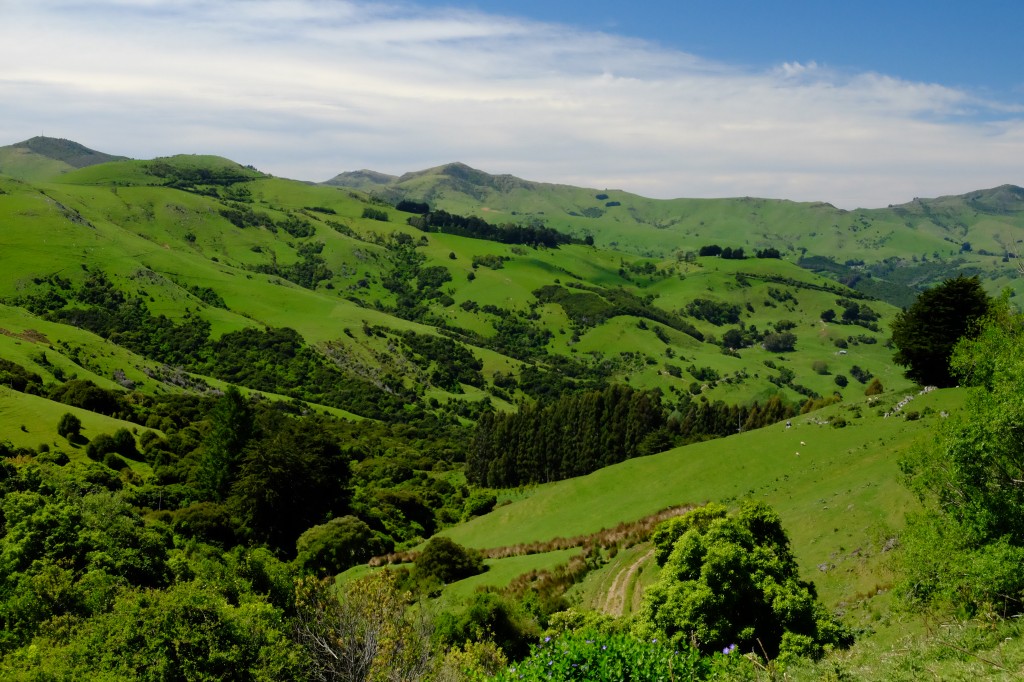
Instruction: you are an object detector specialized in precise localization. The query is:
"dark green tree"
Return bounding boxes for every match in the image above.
[56,412,82,440]
[890,275,991,387]
[197,387,253,501]
[229,417,351,552]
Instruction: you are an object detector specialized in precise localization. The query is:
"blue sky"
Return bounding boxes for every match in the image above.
[456,1,1023,99]
[1,0,1022,208]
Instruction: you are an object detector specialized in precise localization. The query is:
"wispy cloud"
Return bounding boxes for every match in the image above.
[1,0,1021,208]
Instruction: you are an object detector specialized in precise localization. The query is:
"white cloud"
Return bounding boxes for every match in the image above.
[1,0,1022,208]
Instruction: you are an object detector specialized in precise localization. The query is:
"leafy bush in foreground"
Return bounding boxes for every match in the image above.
[637,501,852,661]
[488,629,711,682]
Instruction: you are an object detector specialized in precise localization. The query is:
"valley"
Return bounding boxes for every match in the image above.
[0,137,1022,679]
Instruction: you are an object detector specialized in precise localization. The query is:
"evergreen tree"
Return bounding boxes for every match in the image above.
[197,387,253,501]
[890,275,991,387]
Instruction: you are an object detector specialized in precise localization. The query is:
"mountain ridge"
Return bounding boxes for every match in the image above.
[325,159,1024,211]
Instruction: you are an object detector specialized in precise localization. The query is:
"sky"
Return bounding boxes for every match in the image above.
[2,0,1023,209]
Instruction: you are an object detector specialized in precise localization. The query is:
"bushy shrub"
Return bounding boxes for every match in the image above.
[415,536,485,584]
[637,501,852,661]
[57,412,82,440]
[102,452,128,471]
[295,515,392,575]
[463,491,497,520]
[436,589,540,661]
[491,629,711,681]
[86,433,116,461]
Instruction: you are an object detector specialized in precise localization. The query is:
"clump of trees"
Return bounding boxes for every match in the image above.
[697,245,746,259]
[409,209,577,248]
[762,331,797,353]
[897,302,1024,616]
[468,385,666,487]
[684,298,741,326]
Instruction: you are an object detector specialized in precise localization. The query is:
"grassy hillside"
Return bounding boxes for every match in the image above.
[0,136,128,181]
[1,141,1016,679]
[0,152,901,422]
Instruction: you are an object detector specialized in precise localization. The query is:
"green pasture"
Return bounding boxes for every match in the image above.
[0,147,73,182]
[440,549,582,605]
[0,386,148,456]
[442,388,963,606]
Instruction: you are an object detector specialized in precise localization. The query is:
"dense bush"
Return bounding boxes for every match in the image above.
[414,536,486,584]
[490,629,711,681]
[638,501,852,661]
[898,307,1024,616]
[295,515,392,576]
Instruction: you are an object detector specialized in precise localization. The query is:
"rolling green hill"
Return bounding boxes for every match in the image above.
[0,148,903,424]
[0,136,128,182]
[1,139,1019,679]
[326,162,1024,305]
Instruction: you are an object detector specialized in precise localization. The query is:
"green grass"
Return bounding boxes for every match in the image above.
[784,615,1024,681]
[0,386,149,457]
[440,549,581,605]
[0,147,73,182]
[571,544,655,617]
[442,388,962,607]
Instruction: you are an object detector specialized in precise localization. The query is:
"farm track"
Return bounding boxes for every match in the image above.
[601,549,653,617]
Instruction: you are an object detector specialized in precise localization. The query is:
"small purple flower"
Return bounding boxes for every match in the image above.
[722,644,737,655]
[544,636,552,643]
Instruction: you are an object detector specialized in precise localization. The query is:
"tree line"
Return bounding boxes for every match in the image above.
[467,386,803,488]
[408,209,579,248]
[468,385,665,487]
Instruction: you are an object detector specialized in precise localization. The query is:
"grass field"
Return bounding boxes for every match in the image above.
[442,387,961,609]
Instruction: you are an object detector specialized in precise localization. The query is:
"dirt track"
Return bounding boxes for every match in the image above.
[601,549,653,616]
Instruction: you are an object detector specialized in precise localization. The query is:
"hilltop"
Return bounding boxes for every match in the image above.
[0,136,128,181]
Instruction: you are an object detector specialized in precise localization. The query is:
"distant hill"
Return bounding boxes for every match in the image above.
[0,136,128,181]
[323,168,398,190]
[324,162,1024,304]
